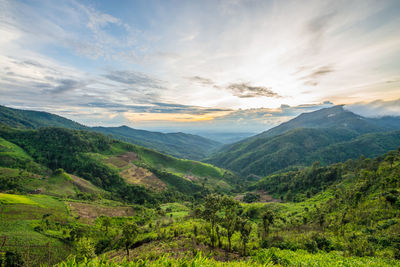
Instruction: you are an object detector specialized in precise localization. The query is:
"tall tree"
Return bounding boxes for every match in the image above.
[202,194,222,248]
[261,209,274,240]
[122,222,138,258]
[220,196,240,252]
[236,217,251,256]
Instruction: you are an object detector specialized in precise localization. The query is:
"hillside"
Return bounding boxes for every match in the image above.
[0,105,222,160]
[92,126,221,160]
[208,106,400,177]
[0,126,238,200]
[0,105,87,130]
[1,124,400,265]
[256,105,400,139]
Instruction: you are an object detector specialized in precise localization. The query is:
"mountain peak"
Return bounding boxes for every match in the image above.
[257,105,382,139]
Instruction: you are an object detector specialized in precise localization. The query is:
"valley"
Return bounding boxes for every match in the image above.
[1,105,400,266]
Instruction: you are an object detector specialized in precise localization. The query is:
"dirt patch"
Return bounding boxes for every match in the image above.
[66,202,135,223]
[120,165,167,191]
[183,174,199,182]
[104,152,140,168]
[69,174,102,194]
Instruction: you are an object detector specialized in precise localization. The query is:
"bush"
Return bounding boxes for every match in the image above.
[243,193,260,203]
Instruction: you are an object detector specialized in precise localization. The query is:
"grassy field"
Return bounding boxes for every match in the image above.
[0,193,71,265]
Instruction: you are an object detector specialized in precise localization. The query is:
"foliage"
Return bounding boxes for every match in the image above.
[208,106,400,177]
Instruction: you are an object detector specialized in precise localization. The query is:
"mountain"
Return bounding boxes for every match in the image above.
[92,126,221,160]
[0,105,222,160]
[0,105,87,130]
[255,105,399,139]
[208,106,400,177]
[0,126,239,202]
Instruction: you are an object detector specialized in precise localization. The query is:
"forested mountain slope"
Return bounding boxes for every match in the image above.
[0,126,239,203]
[208,106,400,177]
[0,105,222,160]
[92,126,221,160]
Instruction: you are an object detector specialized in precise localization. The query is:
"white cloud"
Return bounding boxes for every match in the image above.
[345,98,400,118]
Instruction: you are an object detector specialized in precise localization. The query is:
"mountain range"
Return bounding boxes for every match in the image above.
[0,105,222,160]
[207,105,400,177]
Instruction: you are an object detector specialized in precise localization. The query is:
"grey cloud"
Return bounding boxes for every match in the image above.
[51,79,83,94]
[226,83,280,98]
[103,70,164,89]
[299,65,334,86]
[306,12,336,53]
[186,76,215,86]
[83,101,230,115]
[12,59,46,68]
[214,102,335,127]
[308,13,335,37]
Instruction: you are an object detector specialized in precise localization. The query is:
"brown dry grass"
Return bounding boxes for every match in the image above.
[66,202,135,223]
[69,174,103,194]
[104,152,139,168]
[120,165,167,191]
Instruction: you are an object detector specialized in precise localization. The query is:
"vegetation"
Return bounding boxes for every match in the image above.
[1,106,400,266]
[0,105,222,160]
[208,106,400,177]
[93,126,222,160]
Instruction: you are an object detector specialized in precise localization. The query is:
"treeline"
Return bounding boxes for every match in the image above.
[254,148,400,202]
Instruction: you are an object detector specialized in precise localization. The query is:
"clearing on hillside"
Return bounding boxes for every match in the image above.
[66,202,135,223]
[120,165,167,191]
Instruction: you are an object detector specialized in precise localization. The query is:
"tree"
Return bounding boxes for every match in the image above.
[101,217,112,236]
[237,217,251,256]
[75,237,96,261]
[202,194,222,247]
[122,222,138,258]
[220,196,239,252]
[243,193,260,203]
[386,153,395,169]
[261,209,274,240]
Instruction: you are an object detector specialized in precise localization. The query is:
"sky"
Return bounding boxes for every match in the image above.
[0,0,399,133]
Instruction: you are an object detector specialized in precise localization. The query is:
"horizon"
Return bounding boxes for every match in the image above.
[1,0,400,132]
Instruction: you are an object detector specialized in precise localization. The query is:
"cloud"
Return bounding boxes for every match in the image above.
[51,79,84,94]
[186,76,214,86]
[226,83,280,98]
[344,98,400,117]
[306,12,336,53]
[298,65,335,86]
[103,70,164,89]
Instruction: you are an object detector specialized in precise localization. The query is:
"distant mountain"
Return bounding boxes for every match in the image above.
[207,106,400,177]
[0,105,222,160]
[92,126,221,160]
[193,132,257,144]
[256,105,399,139]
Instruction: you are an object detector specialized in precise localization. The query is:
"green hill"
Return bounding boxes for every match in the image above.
[0,105,87,130]
[0,126,238,203]
[208,106,400,177]
[92,126,221,160]
[0,105,222,160]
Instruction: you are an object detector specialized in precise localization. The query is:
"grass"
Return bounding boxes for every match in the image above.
[55,248,400,267]
[0,193,72,265]
[0,192,39,205]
